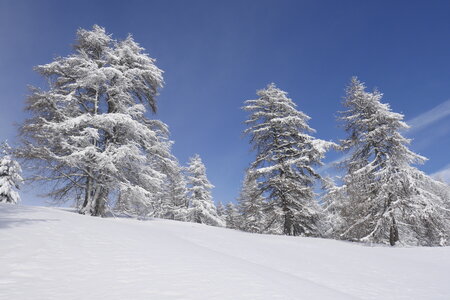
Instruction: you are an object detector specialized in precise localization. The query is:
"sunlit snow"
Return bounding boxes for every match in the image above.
[1,203,449,300]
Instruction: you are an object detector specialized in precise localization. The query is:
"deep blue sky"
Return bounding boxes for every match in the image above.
[1,0,449,206]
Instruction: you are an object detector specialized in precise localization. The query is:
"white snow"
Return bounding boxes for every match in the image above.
[1,203,450,300]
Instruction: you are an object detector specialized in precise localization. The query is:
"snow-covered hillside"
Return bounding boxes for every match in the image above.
[1,204,449,300]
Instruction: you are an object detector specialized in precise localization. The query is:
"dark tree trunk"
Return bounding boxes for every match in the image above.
[93,187,108,217]
[389,216,399,246]
[283,212,293,236]
[82,173,92,210]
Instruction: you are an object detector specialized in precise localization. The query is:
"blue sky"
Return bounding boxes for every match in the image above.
[1,0,449,206]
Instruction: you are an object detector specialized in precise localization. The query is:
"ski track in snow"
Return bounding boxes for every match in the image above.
[1,203,449,300]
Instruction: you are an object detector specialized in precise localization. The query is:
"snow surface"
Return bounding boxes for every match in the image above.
[1,203,450,300]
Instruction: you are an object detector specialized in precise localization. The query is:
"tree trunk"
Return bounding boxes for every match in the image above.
[81,173,92,211]
[389,216,399,246]
[80,183,107,217]
[93,187,107,217]
[283,212,292,236]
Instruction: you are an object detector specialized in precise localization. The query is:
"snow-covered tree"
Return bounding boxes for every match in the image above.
[243,83,334,236]
[237,170,266,233]
[216,201,226,219]
[186,154,224,227]
[18,25,171,216]
[336,77,449,246]
[410,174,450,245]
[431,179,450,206]
[114,135,180,219]
[320,176,347,238]
[155,150,189,221]
[225,202,241,229]
[0,143,22,204]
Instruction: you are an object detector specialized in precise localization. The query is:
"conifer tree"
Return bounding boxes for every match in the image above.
[18,25,171,216]
[0,143,22,204]
[337,77,449,246]
[216,201,226,219]
[237,170,266,233]
[225,202,241,229]
[321,176,347,238]
[243,83,333,236]
[186,154,224,227]
[158,153,189,221]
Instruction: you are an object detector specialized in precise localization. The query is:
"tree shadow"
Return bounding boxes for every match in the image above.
[0,204,60,229]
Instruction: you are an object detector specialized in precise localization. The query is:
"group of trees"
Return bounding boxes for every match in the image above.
[10,25,222,226]
[2,25,449,247]
[232,79,450,246]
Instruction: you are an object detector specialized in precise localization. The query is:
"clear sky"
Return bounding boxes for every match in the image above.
[1,0,449,206]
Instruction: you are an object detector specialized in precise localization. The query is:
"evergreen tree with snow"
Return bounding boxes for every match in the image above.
[156,151,189,221]
[186,154,224,227]
[216,201,226,219]
[115,137,188,220]
[243,83,334,236]
[336,77,449,246]
[18,25,172,216]
[237,170,266,233]
[0,142,22,204]
[225,202,241,229]
[320,176,348,238]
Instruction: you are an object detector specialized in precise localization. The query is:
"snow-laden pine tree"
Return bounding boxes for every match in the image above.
[0,143,22,204]
[186,154,224,227]
[18,25,172,216]
[413,175,450,245]
[237,170,266,233]
[114,135,186,219]
[243,83,334,236]
[225,202,241,229]
[153,148,189,221]
[216,201,226,219]
[337,77,449,246]
[320,176,347,238]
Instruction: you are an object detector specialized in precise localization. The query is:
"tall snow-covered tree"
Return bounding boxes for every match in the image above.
[237,170,266,233]
[18,25,172,216]
[243,83,333,236]
[0,143,22,204]
[337,77,449,246]
[186,154,224,227]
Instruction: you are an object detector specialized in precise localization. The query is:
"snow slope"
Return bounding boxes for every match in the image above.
[1,204,449,300]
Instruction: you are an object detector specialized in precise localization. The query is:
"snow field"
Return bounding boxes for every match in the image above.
[1,203,450,299]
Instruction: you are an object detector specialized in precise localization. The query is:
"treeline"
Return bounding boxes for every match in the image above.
[5,25,449,247]
[13,25,223,227]
[228,81,450,247]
